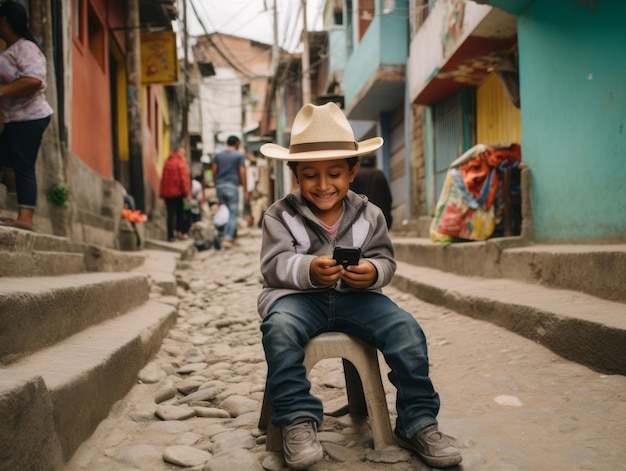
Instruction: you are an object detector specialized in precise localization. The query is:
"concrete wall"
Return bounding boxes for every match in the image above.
[344,3,408,109]
[517,0,626,242]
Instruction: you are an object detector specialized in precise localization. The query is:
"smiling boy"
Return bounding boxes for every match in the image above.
[258,103,462,470]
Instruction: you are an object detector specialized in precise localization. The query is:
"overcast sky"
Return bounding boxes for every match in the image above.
[185,0,326,52]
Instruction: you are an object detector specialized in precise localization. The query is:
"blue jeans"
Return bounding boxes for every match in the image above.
[216,183,239,241]
[0,116,51,209]
[261,290,440,438]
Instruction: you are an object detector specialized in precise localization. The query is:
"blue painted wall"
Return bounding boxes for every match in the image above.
[344,4,408,108]
[517,0,626,242]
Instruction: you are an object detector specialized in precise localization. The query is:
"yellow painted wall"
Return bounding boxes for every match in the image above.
[476,73,521,145]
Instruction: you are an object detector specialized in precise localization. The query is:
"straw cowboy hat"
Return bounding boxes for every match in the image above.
[260,102,383,161]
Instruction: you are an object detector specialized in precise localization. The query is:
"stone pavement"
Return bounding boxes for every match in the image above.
[65,231,626,471]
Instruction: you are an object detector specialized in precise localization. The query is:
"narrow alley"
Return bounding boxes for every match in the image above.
[65,231,626,471]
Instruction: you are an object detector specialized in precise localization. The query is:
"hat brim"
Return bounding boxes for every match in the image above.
[260,137,384,161]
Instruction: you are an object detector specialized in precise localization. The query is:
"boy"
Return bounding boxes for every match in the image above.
[258,103,462,470]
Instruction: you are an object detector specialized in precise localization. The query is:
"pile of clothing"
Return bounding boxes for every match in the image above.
[430,143,521,244]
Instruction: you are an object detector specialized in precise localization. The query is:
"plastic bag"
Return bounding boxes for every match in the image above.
[214,204,229,227]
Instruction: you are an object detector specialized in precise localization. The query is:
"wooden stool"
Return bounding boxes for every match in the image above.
[258,332,395,451]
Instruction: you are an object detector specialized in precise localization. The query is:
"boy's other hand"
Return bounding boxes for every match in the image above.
[310,255,342,287]
[340,260,377,289]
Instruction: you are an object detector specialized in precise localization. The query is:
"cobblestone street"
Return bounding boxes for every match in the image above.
[66,231,626,471]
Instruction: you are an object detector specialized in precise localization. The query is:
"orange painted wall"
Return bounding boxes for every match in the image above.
[70,0,126,179]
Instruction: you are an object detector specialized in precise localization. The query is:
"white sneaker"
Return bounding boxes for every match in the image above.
[282,419,324,470]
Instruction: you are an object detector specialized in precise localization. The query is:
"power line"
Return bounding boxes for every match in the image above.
[188,0,258,78]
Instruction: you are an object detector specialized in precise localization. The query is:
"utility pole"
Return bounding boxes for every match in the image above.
[182,0,190,157]
[126,0,145,211]
[272,0,286,199]
[301,0,311,105]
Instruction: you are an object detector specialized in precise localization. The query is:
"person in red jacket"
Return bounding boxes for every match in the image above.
[159,146,190,242]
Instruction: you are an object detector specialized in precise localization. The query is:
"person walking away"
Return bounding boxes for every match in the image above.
[350,154,393,229]
[0,1,53,232]
[159,146,190,242]
[212,135,248,248]
[258,103,462,470]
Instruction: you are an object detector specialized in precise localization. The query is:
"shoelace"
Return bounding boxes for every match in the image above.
[421,425,445,442]
[286,421,315,443]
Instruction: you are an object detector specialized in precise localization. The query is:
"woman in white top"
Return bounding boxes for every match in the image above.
[0,1,53,231]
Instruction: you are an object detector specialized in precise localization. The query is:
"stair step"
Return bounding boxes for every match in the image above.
[392,261,626,376]
[2,299,178,464]
[0,272,150,364]
[0,250,85,277]
[393,238,626,303]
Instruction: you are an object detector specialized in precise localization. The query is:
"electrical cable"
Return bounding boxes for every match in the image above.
[188,0,258,78]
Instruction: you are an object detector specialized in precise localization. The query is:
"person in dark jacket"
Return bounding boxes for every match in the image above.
[350,154,393,229]
[159,146,190,242]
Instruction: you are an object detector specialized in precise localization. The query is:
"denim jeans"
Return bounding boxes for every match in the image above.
[261,290,440,438]
[216,183,239,241]
[0,116,51,209]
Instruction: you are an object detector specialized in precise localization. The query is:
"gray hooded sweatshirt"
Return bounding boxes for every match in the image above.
[257,189,396,318]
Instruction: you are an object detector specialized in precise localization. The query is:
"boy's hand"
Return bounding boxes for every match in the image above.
[340,260,377,289]
[310,255,343,287]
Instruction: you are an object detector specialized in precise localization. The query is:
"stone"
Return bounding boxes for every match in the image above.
[202,449,264,471]
[138,363,167,383]
[155,405,196,421]
[163,445,211,467]
[218,395,259,417]
[111,444,163,468]
[211,430,256,454]
[177,379,203,395]
[193,407,230,418]
[178,387,218,404]
[364,447,412,464]
[154,381,178,404]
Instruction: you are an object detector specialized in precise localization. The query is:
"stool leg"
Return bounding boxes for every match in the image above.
[343,359,367,416]
[259,380,284,452]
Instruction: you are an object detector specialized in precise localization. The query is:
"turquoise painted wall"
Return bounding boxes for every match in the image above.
[344,7,408,108]
[518,0,626,242]
[327,26,347,78]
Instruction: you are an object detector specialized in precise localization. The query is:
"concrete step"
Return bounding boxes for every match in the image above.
[1,298,178,467]
[0,272,150,365]
[133,249,182,296]
[391,261,626,376]
[392,237,626,303]
[144,237,197,261]
[0,226,146,277]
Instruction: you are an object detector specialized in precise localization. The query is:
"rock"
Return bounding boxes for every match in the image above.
[202,449,264,471]
[322,442,362,463]
[176,432,202,446]
[163,445,211,467]
[178,387,218,404]
[218,396,259,417]
[177,379,203,395]
[211,430,256,454]
[261,453,285,471]
[155,405,196,421]
[154,381,178,404]
[193,407,231,418]
[138,363,167,383]
[364,447,412,464]
[110,444,163,468]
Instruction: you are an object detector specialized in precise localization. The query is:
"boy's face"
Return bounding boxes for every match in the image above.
[294,159,360,217]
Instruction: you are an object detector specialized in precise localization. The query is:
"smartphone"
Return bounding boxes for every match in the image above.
[333,246,361,268]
